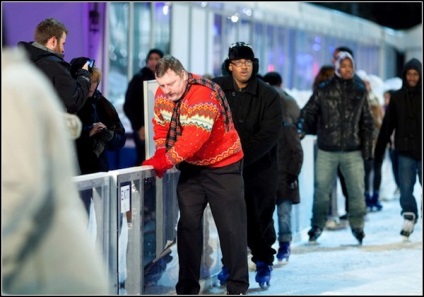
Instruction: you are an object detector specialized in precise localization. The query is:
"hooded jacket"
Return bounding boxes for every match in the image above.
[374,58,422,161]
[17,41,90,114]
[298,53,374,159]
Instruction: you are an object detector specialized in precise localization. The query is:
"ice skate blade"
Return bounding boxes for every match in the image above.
[258,281,270,289]
[401,235,411,242]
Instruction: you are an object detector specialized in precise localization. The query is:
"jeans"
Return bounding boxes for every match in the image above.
[277,200,292,243]
[398,154,422,218]
[312,149,366,230]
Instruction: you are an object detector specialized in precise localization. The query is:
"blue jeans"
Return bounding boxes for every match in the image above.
[277,200,292,243]
[312,149,366,229]
[398,154,422,218]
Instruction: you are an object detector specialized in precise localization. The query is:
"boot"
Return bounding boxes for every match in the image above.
[255,261,272,288]
[276,241,290,262]
[400,212,416,238]
[365,193,373,211]
[351,228,365,245]
[371,193,383,211]
[308,226,322,243]
[217,266,229,286]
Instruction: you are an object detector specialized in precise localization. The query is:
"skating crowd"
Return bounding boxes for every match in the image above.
[2,16,422,296]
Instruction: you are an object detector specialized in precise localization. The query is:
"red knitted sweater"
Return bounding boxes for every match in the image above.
[152,79,243,167]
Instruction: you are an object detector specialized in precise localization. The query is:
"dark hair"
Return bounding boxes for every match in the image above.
[334,46,354,57]
[263,72,282,86]
[145,48,164,63]
[34,18,68,46]
[313,65,335,90]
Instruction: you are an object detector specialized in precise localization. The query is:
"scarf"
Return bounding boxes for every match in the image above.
[165,73,233,150]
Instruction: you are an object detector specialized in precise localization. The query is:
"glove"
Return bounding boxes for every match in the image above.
[142,148,173,178]
[99,128,114,142]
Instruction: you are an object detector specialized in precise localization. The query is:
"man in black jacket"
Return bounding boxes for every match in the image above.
[124,48,164,166]
[374,58,422,239]
[297,51,374,245]
[17,18,90,114]
[213,42,283,288]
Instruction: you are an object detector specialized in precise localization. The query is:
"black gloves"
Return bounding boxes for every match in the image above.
[92,129,114,157]
[99,128,114,142]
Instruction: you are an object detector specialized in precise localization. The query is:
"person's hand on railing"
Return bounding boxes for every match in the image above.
[142,147,173,178]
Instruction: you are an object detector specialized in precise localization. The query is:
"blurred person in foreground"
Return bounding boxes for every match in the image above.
[374,58,422,240]
[142,55,248,295]
[213,42,283,288]
[297,51,374,245]
[124,48,164,165]
[1,47,109,295]
[17,17,91,114]
[263,71,303,263]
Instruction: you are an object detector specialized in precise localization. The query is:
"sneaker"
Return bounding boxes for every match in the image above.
[217,266,229,286]
[351,228,365,244]
[276,241,291,262]
[308,226,322,242]
[400,212,416,238]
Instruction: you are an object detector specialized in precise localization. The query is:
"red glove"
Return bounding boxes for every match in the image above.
[142,148,173,178]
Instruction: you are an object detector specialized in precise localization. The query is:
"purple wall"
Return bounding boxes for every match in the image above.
[2,2,105,65]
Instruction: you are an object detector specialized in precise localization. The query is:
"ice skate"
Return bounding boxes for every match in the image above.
[255,261,272,288]
[400,212,416,239]
[308,226,322,243]
[276,242,290,262]
[371,193,383,211]
[351,228,365,245]
[365,193,373,212]
[217,266,229,286]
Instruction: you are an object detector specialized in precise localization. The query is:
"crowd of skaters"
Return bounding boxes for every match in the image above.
[2,16,422,296]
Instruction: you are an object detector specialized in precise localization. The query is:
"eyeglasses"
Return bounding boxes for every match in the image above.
[231,60,253,67]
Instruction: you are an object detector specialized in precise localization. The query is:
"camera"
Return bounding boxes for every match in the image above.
[88,59,95,69]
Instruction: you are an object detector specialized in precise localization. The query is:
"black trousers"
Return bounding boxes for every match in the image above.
[175,161,249,295]
[244,168,278,265]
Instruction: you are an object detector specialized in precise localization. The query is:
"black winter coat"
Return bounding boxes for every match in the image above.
[17,41,90,114]
[374,58,422,161]
[212,75,282,191]
[76,90,126,174]
[298,75,374,160]
[276,123,303,204]
[124,67,156,131]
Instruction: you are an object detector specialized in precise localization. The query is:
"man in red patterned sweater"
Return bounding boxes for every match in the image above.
[142,55,249,295]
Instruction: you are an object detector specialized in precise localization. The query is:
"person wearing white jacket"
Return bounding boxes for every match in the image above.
[1,47,109,295]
